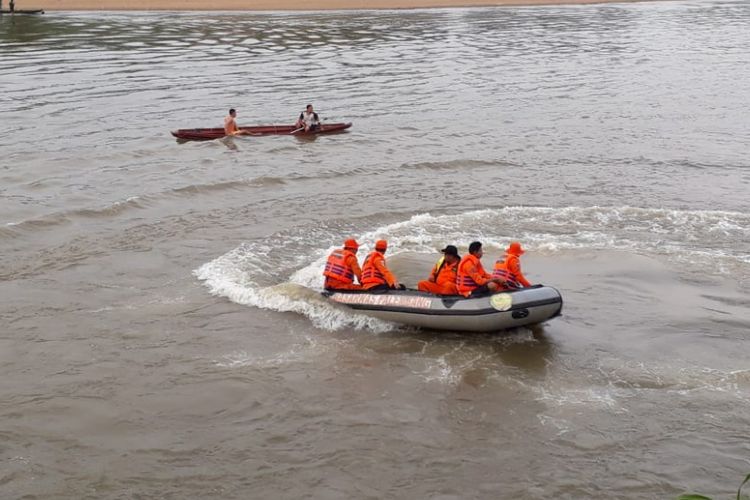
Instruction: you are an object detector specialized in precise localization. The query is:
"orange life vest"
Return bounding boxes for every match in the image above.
[456,254,483,295]
[491,253,522,289]
[431,257,458,286]
[361,251,386,286]
[323,249,355,284]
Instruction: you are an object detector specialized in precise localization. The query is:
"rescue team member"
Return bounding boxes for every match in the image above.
[418,245,460,295]
[224,109,251,136]
[361,240,402,290]
[456,241,504,297]
[492,241,532,289]
[323,239,363,290]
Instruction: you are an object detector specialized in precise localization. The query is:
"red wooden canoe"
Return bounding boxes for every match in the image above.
[171,122,352,141]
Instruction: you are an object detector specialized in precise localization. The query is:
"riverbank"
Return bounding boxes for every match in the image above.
[31,0,655,12]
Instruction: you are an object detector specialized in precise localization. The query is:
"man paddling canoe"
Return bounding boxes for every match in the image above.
[294,104,320,132]
[224,109,252,136]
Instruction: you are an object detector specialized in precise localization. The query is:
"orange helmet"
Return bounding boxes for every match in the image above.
[344,238,359,250]
[508,241,525,256]
[375,239,388,251]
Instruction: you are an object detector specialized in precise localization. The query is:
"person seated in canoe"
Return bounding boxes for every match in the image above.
[417,245,460,295]
[224,108,251,136]
[491,241,532,290]
[456,241,505,297]
[294,104,320,132]
[361,239,404,291]
[323,239,363,291]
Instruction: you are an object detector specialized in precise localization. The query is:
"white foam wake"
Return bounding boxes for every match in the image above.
[195,205,750,329]
[194,245,394,332]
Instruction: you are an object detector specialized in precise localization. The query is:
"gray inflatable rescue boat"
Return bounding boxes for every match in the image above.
[323,285,563,332]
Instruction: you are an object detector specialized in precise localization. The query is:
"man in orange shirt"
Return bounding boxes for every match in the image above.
[418,245,460,295]
[323,239,363,290]
[492,241,532,289]
[224,109,251,136]
[361,240,402,290]
[456,241,504,297]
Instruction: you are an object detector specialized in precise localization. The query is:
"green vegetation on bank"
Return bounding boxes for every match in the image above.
[678,473,750,500]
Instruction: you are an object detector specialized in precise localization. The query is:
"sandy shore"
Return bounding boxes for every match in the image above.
[23,0,654,12]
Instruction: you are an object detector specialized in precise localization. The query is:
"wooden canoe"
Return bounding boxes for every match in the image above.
[171,122,352,141]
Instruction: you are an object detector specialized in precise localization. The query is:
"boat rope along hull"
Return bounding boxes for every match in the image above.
[322,285,563,332]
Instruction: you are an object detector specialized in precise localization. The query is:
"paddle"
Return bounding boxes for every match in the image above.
[290,117,326,135]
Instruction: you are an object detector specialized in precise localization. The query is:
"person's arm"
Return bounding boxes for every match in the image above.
[428,260,442,283]
[467,262,490,286]
[428,268,438,283]
[508,257,531,287]
[375,259,398,287]
[346,254,362,283]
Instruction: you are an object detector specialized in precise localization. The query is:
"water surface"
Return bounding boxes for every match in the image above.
[1,2,749,498]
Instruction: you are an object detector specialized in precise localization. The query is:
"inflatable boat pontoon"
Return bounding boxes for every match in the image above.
[323,285,562,332]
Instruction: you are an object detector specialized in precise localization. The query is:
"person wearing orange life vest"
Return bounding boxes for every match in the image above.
[456,241,505,297]
[418,245,460,295]
[361,239,402,290]
[323,238,363,290]
[491,241,532,289]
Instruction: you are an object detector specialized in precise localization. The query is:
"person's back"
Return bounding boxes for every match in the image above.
[361,240,400,290]
[323,239,363,290]
[224,108,246,136]
[492,241,531,289]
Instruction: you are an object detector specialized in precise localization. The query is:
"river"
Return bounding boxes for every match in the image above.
[1,1,749,498]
